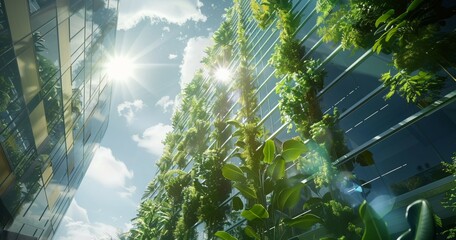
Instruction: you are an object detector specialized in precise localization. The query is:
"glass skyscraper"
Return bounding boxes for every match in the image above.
[0,0,117,239]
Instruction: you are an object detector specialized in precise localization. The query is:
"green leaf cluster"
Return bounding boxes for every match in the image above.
[381,70,445,104]
[316,0,456,103]
[220,139,311,239]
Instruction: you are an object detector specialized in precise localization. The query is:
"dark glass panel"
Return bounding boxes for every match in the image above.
[340,91,418,150]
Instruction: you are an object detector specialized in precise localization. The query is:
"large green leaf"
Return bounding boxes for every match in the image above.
[232,196,244,211]
[397,199,435,240]
[284,214,322,230]
[406,0,424,12]
[263,140,275,164]
[282,139,307,162]
[215,231,237,240]
[375,9,394,27]
[278,183,304,210]
[234,183,257,200]
[244,226,260,240]
[241,204,269,221]
[267,156,285,180]
[359,200,390,240]
[222,164,246,182]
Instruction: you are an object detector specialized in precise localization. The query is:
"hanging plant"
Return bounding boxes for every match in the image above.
[275,59,325,137]
[316,0,456,103]
[250,0,274,29]
[174,186,201,239]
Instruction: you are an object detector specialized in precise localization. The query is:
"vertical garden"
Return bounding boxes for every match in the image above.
[126,0,456,239]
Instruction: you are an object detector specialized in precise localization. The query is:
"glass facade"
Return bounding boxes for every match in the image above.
[161,0,456,238]
[0,0,117,239]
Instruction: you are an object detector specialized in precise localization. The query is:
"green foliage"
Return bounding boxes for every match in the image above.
[234,182,257,200]
[263,140,275,164]
[309,111,349,160]
[270,38,305,76]
[213,20,234,48]
[197,152,231,236]
[392,27,456,73]
[381,70,445,104]
[175,186,200,239]
[221,139,310,238]
[250,0,274,29]
[232,196,244,211]
[222,164,247,182]
[215,231,238,240]
[212,19,235,63]
[267,156,285,181]
[276,183,305,211]
[282,139,308,162]
[284,214,322,230]
[317,0,456,103]
[317,1,385,49]
[359,201,390,240]
[303,194,363,239]
[244,225,260,239]
[275,59,325,137]
[241,204,269,221]
[397,199,435,240]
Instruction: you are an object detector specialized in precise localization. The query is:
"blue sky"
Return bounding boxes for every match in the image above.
[55,0,232,239]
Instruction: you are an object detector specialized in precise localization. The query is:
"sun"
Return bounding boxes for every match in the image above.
[214,66,232,83]
[105,56,136,82]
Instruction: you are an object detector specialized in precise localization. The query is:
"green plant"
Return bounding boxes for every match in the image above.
[381,70,445,104]
[359,200,389,240]
[213,19,235,62]
[316,0,456,104]
[175,186,200,239]
[275,60,325,138]
[397,199,435,240]
[250,0,274,29]
[220,139,310,239]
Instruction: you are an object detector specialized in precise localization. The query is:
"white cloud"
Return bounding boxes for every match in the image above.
[117,99,144,124]
[119,185,137,199]
[163,26,171,32]
[156,96,175,112]
[118,0,207,30]
[56,200,119,240]
[168,54,178,60]
[86,147,134,190]
[180,36,213,88]
[132,123,172,156]
[65,200,90,223]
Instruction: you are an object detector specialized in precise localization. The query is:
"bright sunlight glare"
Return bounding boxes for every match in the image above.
[214,67,231,83]
[105,56,136,82]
